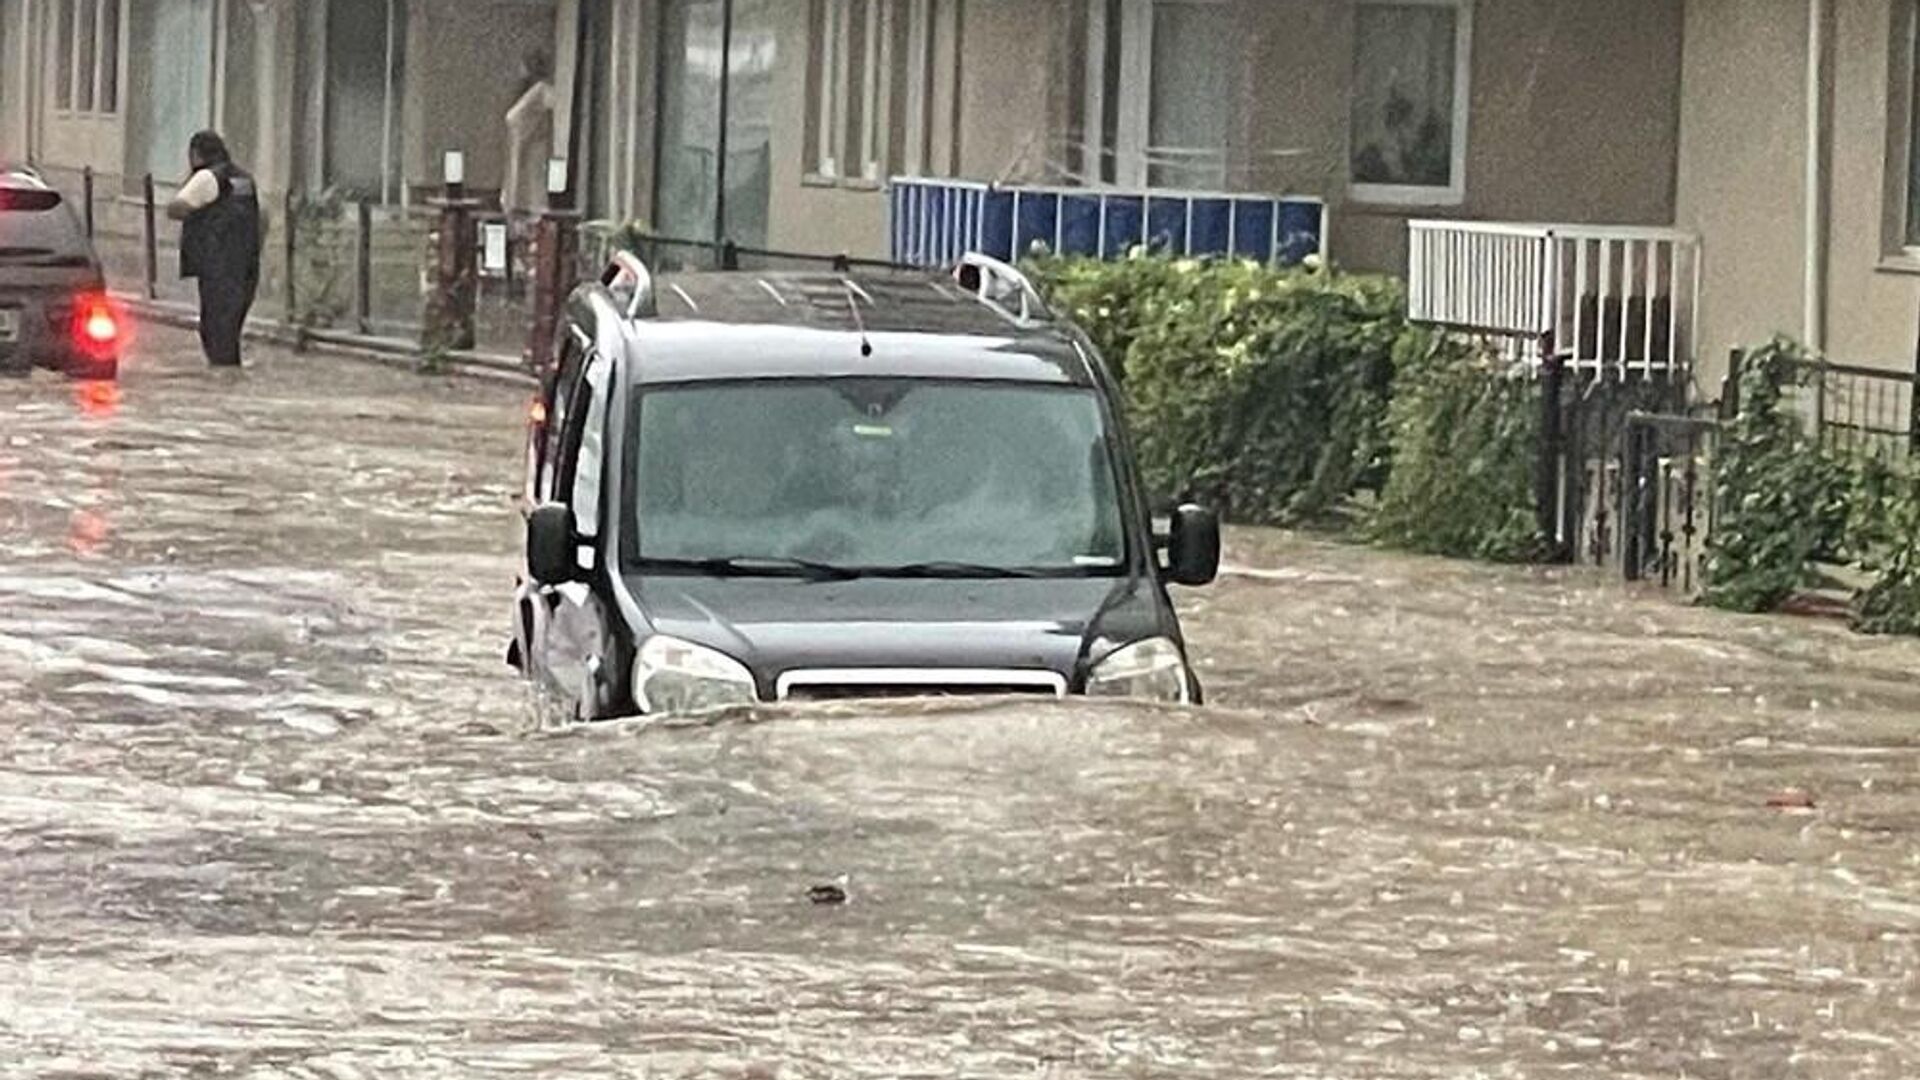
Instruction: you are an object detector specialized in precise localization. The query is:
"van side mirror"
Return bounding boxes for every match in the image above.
[1163,504,1220,586]
[527,503,577,585]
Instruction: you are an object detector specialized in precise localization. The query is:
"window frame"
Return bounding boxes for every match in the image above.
[1893,0,1920,258]
[1078,0,1233,191]
[49,0,123,119]
[806,0,944,186]
[1347,0,1474,208]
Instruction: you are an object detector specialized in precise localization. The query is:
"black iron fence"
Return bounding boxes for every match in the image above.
[1536,352,1692,569]
[1785,355,1917,458]
[1619,412,1718,590]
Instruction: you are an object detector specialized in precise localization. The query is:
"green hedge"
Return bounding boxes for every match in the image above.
[1705,337,1920,634]
[1369,332,1547,562]
[1033,255,1401,526]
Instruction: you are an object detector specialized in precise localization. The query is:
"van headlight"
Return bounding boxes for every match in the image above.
[632,635,759,715]
[1085,637,1192,704]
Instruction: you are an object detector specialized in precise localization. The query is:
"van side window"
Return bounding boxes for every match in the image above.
[538,343,588,502]
[569,351,613,539]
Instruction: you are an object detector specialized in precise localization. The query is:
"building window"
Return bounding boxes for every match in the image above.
[1350,0,1471,205]
[1078,0,1233,191]
[1905,1,1920,248]
[807,0,942,183]
[51,0,121,116]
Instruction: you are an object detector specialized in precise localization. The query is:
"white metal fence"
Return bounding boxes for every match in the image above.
[1407,220,1701,379]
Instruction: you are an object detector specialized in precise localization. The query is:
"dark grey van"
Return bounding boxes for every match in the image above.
[510,252,1218,719]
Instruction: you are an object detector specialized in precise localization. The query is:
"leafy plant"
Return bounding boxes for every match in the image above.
[1369,330,1546,561]
[1031,254,1400,526]
[1701,338,1833,612]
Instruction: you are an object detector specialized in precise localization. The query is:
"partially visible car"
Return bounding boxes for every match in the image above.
[0,167,123,381]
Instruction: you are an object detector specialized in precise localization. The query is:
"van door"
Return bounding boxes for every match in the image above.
[532,342,620,718]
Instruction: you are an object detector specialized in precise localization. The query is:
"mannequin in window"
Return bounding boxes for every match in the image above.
[503,48,555,219]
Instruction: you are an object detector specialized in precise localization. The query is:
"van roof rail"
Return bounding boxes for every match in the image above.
[603,249,657,319]
[952,252,1052,326]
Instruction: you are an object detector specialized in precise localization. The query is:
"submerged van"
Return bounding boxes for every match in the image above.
[510,252,1219,719]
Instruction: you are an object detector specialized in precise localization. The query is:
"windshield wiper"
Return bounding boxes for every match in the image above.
[643,555,861,581]
[861,561,1048,579]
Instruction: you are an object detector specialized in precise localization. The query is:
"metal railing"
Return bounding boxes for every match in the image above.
[1791,358,1918,458]
[1408,220,1701,379]
[889,176,1327,269]
[1620,412,1719,591]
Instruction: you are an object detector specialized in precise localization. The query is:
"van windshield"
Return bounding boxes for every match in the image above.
[628,379,1128,577]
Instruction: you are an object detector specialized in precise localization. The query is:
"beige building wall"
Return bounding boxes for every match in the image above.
[1330,0,1685,272]
[1674,0,1812,385]
[763,0,1063,258]
[1822,0,1920,369]
[1677,0,1920,381]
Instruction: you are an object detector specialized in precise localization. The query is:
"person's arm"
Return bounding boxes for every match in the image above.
[166,169,219,221]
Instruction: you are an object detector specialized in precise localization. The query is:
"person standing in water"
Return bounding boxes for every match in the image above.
[167,130,262,369]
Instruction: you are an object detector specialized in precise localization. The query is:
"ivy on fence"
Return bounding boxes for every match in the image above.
[1705,336,1920,635]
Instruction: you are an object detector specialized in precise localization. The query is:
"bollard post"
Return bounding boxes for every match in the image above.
[422,151,479,354]
[82,167,95,238]
[527,159,580,377]
[141,174,158,301]
[283,190,299,330]
[355,200,373,336]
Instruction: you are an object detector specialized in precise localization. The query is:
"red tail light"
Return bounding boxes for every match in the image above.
[70,294,123,362]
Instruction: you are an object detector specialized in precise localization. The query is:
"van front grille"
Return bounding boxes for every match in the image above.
[775,669,1068,703]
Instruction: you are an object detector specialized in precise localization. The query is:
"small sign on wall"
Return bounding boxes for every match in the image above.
[482,222,509,275]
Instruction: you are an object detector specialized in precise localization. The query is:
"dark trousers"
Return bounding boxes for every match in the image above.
[197,268,257,367]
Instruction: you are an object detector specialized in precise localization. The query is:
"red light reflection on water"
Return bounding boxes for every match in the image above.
[68,509,110,556]
[74,379,120,418]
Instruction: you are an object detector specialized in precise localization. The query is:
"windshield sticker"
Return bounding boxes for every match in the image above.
[852,423,894,438]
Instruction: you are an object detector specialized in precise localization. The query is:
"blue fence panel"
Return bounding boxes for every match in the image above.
[1060,195,1103,257]
[1190,198,1232,256]
[1145,196,1188,255]
[1230,200,1275,261]
[889,177,1325,269]
[1101,195,1145,257]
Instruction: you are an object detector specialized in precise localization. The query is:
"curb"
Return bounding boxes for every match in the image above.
[113,292,538,388]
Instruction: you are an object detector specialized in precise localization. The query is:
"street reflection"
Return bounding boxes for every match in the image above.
[73,378,121,418]
[67,508,110,555]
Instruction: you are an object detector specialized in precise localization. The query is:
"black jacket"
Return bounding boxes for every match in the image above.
[181,162,262,282]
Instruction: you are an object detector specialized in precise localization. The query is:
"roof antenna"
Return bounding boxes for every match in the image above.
[843,280,873,357]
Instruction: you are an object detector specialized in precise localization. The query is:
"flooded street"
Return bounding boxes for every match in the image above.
[3,324,1919,1077]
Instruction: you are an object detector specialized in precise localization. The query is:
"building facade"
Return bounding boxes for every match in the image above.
[8,1,1916,384]
[610,0,1687,272]
[0,0,562,206]
[1676,0,1920,379]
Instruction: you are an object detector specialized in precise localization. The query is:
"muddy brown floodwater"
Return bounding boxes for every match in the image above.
[3,324,1919,1078]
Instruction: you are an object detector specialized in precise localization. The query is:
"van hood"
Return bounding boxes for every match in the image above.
[627,573,1172,694]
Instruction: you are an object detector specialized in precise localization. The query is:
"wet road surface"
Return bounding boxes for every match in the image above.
[3,324,1919,1077]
